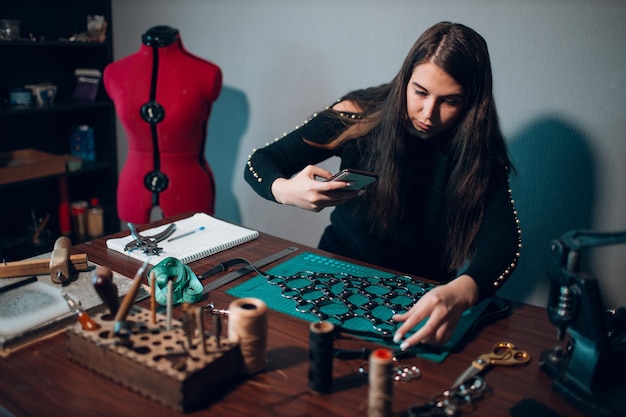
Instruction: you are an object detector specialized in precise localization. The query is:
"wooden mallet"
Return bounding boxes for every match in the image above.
[0,236,88,282]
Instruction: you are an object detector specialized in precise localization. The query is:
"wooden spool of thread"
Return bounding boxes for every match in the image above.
[228,297,268,374]
[368,348,394,417]
[308,321,335,394]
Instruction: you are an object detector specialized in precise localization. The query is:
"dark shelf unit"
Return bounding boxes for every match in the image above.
[0,0,119,261]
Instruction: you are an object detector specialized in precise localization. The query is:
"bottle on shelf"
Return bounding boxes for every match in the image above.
[87,197,104,238]
[69,125,96,162]
[71,200,88,239]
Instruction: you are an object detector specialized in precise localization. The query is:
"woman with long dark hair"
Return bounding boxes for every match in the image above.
[244,22,521,349]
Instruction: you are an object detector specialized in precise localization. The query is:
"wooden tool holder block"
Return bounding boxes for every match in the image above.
[66,307,241,412]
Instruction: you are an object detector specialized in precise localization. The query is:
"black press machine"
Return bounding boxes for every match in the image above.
[541,230,626,416]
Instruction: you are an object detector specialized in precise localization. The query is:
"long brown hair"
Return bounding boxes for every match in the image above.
[316,22,512,270]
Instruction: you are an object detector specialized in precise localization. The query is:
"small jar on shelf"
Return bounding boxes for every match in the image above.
[87,197,104,238]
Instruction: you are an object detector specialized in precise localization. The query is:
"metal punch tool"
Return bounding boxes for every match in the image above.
[123,223,177,255]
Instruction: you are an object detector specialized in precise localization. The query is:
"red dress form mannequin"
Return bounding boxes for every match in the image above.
[104,26,222,224]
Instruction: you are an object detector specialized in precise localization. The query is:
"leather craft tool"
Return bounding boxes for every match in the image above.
[193,305,206,354]
[213,314,221,348]
[92,266,120,316]
[49,236,72,283]
[66,303,241,412]
[181,304,195,350]
[123,222,176,254]
[0,238,88,281]
[540,230,626,416]
[111,261,148,337]
[149,270,156,324]
[61,290,100,331]
[451,341,530,389]
[200,246,299,295]
[166,277,174,330]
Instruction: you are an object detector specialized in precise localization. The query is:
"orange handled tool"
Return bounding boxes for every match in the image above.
[61,291,100,331]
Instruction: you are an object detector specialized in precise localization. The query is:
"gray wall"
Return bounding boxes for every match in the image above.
[110,0,626,309]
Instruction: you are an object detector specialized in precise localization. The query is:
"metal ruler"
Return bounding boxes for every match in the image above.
[201,246,299,295]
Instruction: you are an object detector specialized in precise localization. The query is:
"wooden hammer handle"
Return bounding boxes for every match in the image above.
[111,262,148,335]
[49,236,71,284]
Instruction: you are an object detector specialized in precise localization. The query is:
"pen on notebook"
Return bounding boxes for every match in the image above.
[167,226,205,242]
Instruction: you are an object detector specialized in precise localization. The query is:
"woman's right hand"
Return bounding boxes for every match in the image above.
[271,165,362,212]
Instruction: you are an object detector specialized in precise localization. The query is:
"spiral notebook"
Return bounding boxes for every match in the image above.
[106,213,259,265]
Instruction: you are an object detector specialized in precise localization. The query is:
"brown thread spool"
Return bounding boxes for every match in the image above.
[368,348,394,417]
[308,321,335,394]
[228,297,268,374]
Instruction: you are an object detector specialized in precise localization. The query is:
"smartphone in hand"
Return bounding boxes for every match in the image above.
[325,168,378,191]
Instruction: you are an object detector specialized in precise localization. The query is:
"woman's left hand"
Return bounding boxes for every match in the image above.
[391,274,478,350]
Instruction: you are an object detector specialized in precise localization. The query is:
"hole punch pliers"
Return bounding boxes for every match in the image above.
[123,223,177,255]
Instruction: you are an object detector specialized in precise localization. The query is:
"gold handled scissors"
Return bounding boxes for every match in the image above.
[451,342,530,389]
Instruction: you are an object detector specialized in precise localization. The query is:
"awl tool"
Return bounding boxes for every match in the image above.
[62,290,100,331]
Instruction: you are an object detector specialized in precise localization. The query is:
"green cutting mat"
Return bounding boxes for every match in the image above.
[227,252,489,362]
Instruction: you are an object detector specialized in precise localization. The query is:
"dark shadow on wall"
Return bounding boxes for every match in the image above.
[500,116,595,306]
[205,86,249,224]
